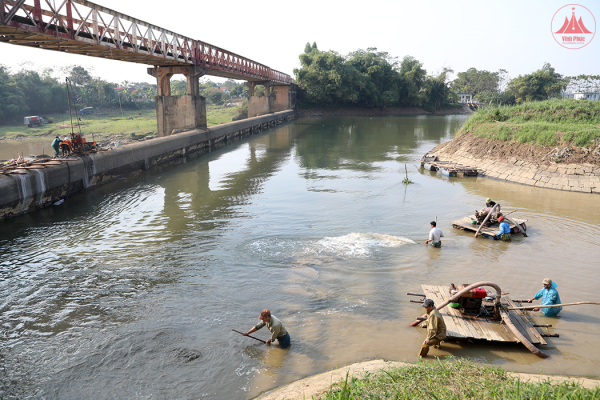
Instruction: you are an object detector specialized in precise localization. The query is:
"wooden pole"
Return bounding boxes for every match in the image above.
[505,215,527,237]
[232,329,266,344]
[507,302,600,310]
[474,204,498,238]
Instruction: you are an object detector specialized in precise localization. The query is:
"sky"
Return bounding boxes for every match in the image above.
[1,0,599,85]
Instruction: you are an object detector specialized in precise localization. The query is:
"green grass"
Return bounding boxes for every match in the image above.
[0,106,241,141]
[321,358,599,400]
[206,104,241,125]
[459,99,600,148]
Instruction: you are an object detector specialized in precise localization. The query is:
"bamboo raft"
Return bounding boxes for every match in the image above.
[421,154,478,177]
[452,215,527,237]
[417,285,548,347]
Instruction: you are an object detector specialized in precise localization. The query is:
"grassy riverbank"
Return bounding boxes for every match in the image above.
[460,99,600,148]
[0,105,240,141]
[322,359,599,400]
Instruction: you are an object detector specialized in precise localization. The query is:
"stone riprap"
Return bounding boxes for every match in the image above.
[430,148,600,194]
[0,111,294,221]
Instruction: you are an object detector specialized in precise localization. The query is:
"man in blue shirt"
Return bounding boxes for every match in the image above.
[528,278,562,317]
[51,135,62,157]
[494,216,511,242]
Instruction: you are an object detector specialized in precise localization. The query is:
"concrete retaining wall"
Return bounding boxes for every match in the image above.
[0,110,295,221]
[432,150,600,194]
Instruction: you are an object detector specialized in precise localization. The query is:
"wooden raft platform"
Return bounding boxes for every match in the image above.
[452,216,527,237]
[422,285,546,345]
[421,155,478,177]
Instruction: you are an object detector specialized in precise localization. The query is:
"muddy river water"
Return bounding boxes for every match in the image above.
[1,115,599,399]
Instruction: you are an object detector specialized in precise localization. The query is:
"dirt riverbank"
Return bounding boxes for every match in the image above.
[428,134,600,193]
[296,106,467,118]
[252,359,600,400]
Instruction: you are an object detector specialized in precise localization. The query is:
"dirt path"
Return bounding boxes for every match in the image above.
[252,359,600,400]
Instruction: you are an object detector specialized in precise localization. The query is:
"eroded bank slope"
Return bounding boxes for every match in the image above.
[428,133,600,193]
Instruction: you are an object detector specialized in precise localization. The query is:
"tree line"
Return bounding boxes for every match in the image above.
[0,64,248,124]
[294,43,600,109]
[294,43,456,111]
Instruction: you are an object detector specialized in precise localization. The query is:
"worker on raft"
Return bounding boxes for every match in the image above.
[425,221,444,248]
[418,299,447,357]
[243,309,291,348]
[493,216,511,242]
[51,135,62,157]
[475,198,502,226]
[527,279,562,317]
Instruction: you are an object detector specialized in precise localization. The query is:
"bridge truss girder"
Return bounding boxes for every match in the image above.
[0,0,292,84]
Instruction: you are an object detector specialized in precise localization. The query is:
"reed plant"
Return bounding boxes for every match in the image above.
[320,358,599,400]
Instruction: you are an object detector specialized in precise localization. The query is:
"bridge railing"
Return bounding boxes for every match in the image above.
[1,0,292,84]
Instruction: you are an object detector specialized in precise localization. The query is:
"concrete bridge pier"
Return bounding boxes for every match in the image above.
[247,82,294,118]
[148,66,208,137]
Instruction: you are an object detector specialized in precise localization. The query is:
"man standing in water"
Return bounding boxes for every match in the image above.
[418,299,446,357]
[425,221,443,248]
[528,279,562,317]
[244,309,291,348]
[494,216,511,242]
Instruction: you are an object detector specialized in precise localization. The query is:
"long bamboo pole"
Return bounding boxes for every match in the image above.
[505,215,527,237]
[507,302,600,311]
[232,329,266,344]
[474,204,498,238]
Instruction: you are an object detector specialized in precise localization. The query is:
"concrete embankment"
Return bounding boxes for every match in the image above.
[428,134,600,194]
[0,110,294,221]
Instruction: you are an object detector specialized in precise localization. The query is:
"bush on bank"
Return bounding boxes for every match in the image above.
[322,358,599,400]
[459,99,600,148]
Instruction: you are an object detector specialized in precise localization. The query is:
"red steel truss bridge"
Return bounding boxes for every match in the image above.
[0,0,292,84]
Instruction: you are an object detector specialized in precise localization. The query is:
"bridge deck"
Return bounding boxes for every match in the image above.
[1,0,291,84]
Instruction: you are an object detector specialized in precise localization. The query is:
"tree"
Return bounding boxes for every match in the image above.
[451,68,501,97]
[506,63,567,103]
[0,65,29,122]
[397,56,427,107]
[304,42,312,54]
[345,48,401,107]
[566,74,600,93]
[69,65,92,87]
[423,67,455,111]
[170,79,187,96]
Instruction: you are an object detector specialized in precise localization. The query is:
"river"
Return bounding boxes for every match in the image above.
[1,115,599,399]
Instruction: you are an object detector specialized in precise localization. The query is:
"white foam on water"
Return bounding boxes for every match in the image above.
[244,233,414,262]
[313,232,415,258]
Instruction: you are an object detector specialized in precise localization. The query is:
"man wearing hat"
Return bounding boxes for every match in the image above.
[528,279,562,317]
[243,309,291,348]
[418,299,447,357]
[494,216,511,242]
[475,198,501,225]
